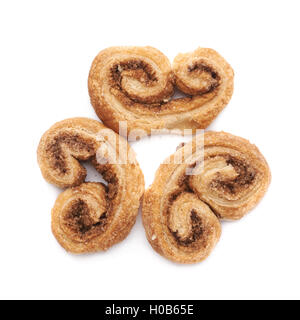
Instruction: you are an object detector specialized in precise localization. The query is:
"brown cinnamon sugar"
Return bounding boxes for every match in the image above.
[46,133,95,173]
[188,62,220,94]
[210,156,257,195]
[63,199,106,239]
[170,210,204,247]
[111,60,158,86]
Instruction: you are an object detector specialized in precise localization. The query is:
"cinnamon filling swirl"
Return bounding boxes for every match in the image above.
[169,210,204,247]
[62,198,107,241]
[46,132,95,174]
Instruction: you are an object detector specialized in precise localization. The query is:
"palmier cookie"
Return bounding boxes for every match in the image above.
[142,132,271,263]
[37,118,144,253]
[88,46,234,135]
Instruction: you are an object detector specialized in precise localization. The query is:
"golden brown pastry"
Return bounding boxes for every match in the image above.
[37,118,144,253]
[88,46,234,135]
[142,132,271,263]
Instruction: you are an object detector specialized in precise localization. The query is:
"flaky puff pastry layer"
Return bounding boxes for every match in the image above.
[37,118,144,253]
[142,132,271,264]
[88,47,234,135]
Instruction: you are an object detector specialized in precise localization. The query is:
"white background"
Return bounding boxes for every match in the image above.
[0,0,299,300]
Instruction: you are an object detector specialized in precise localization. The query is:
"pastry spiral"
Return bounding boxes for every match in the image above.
[37,118,144,253]
[88,46,234,135]
[142,132,271,263]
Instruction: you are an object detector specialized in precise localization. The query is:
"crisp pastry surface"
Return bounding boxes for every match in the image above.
[37,117,144,253]
[88,46,234,135]
[142,132,271,264]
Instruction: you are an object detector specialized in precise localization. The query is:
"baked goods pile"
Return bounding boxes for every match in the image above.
[37,46,271,263]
